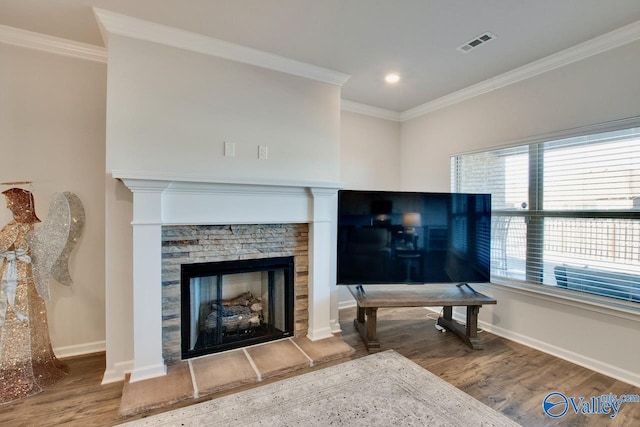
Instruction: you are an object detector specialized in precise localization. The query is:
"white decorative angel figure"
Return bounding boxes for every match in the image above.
[0,187,85,404]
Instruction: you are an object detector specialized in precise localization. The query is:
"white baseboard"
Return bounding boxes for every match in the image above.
[449,312,640,388]
[338,300,356,310]
[330,318,343,334]
[130,363,168,383]
[52,340,132,384]
[306,326,334,341]
[102,360,134,385]
[54,340,106,359]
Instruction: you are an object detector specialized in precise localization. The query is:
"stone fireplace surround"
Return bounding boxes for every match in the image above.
[114,171,341,383]
[161,223,308,364]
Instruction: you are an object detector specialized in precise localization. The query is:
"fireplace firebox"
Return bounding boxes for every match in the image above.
[181,256,295,359]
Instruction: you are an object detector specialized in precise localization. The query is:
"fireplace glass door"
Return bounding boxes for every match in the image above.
[181,257,294,359]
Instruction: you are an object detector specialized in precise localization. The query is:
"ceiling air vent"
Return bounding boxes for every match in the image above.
[457,32,497,53]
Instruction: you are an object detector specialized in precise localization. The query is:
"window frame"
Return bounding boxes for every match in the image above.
[451,116,640,311]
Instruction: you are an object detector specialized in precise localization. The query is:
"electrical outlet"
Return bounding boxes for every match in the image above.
[224,141,235,157]
[258,145,268,160]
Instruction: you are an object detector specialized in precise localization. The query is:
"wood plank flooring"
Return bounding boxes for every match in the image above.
[1,306,638,426]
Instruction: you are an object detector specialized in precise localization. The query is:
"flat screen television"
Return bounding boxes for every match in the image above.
[337,190,491,285]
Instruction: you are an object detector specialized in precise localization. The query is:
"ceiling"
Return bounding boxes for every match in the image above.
[3,0,640,113]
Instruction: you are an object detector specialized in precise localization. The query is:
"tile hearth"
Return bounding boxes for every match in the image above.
[119,336,354,417]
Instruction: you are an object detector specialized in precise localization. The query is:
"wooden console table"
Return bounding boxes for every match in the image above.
[347,284,496,352]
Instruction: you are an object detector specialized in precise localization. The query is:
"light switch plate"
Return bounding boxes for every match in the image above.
[224,141,235,157]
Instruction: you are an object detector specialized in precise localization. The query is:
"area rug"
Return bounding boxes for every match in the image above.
[118,350,520,426]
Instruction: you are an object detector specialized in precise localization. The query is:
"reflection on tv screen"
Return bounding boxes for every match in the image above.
[337,190,491,285]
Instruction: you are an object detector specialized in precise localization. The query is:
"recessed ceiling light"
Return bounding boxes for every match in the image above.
[385,73,400,84]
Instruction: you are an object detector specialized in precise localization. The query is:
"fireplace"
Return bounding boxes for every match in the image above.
[161,223,309,364]
[113,173,340,383]
[181,256,295,359]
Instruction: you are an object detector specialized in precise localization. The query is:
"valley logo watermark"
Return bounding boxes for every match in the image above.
[543,391,640,419]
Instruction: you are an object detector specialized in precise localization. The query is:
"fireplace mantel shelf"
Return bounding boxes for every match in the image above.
[112,169,343,191]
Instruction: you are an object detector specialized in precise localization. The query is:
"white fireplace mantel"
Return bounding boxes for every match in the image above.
[113,170,342,383]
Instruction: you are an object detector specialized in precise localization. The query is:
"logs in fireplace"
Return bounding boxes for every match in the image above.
[181,257,295,359]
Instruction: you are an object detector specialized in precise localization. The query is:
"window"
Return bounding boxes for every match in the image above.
[452,124,640,303]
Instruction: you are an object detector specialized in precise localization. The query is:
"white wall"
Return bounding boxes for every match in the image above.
[8,19,638,386]
[103,176,134,381]
[103,34,344,380]
[337,110,401,307]
[401,39,640,192]
[340,110,401,190]
[106,35,341,183]
[0,42,107,356]
[400,39,640,385]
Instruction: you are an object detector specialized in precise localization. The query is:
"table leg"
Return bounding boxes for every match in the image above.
[357,304,365,324]
[443,305,453,321]
[466,305,480,338]
[366,307,377,344]
[353,305,380,353]
[437,305,485,350]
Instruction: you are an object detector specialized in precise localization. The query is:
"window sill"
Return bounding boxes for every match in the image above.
[486,278,640,323]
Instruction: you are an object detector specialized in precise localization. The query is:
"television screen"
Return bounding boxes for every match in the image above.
[337,190,491,285]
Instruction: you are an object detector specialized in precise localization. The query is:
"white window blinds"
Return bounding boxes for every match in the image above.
[452,125,640,303]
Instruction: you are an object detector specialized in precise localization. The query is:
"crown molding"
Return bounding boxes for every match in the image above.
[401,18,640,122]
[93,8,350,86]
[341,100,401,122]
[0,24,107,63]
[4,11,638,121]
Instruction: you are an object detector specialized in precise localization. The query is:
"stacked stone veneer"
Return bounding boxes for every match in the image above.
[161,223,309,364]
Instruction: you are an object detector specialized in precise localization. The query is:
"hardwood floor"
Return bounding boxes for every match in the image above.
[1,306,639,426]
